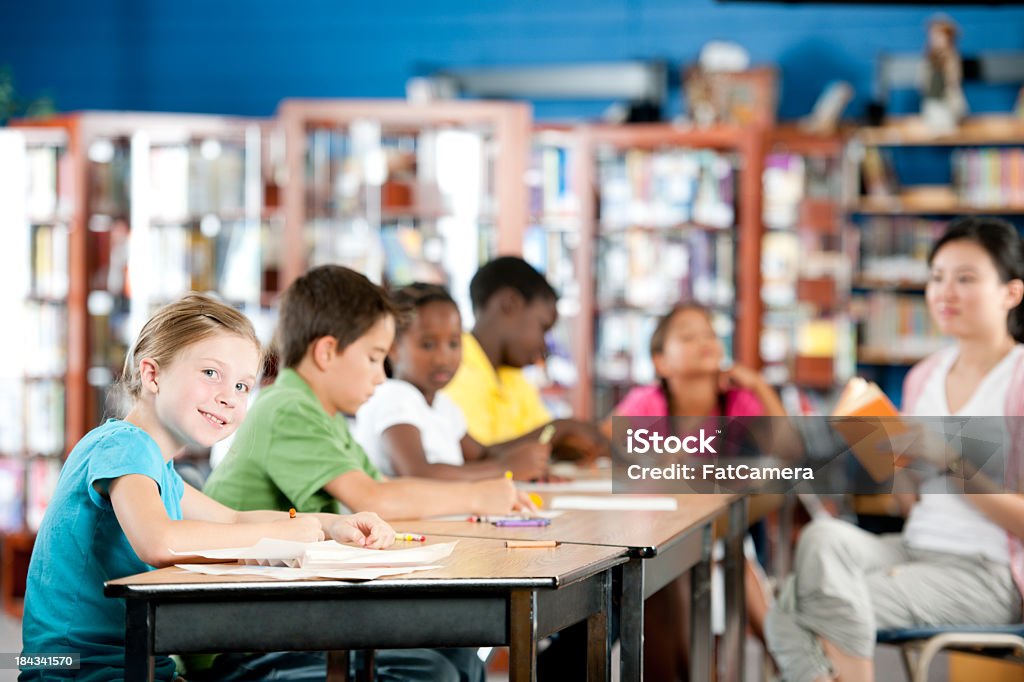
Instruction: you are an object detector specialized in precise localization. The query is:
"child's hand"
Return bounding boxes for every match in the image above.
[472,479,539,515]
[718,364,766,392]
[552,419,612,462]
[278,516,325,543]
[499,441,551,481]
[329,512,396,549]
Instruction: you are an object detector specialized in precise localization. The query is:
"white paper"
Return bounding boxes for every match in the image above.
[519,479,614,493]
[549,496,678,511]
[172,539,458,569]
[174,563,443,581]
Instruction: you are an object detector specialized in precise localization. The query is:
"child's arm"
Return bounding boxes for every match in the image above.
[719,365,787,417]
[181,484,395,548]
[323,470,537,521]
[109,475,324,567]
[380,424,550,481]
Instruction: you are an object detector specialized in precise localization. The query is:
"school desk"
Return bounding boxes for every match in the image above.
[105,535,626,682]
[401,493,748,682]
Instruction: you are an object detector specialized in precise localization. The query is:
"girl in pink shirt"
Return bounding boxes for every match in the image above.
[602,303,785,680]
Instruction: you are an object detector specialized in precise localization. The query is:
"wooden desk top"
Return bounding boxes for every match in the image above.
[105,535,627,598]
[401,494,737,558]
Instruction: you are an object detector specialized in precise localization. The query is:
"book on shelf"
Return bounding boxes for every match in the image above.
[31,223,69,299]
[0,458,25,533]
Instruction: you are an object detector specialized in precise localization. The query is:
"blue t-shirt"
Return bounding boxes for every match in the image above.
[21,419,184,681]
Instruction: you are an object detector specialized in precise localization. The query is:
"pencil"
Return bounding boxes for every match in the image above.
[506,540,558,549]
[397,533,426,542]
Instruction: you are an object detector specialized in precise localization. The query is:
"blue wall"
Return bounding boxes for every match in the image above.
[4,1,1024,121]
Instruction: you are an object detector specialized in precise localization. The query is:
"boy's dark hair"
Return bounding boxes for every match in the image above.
[391,282,459,338]
[928,216,1024,343]
[275,265,400,368]
[469,256,557,313]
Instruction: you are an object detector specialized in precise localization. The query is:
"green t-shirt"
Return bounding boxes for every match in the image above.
[204,368,382,514]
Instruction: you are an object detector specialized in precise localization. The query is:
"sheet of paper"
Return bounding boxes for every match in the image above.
[519,479,614,493]
[549,495,678,511]
[174,563,442,581]
[172,539,458,569]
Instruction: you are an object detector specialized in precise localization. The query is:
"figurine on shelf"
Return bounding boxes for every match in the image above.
[921,14,967,134]
[799,81,853,135]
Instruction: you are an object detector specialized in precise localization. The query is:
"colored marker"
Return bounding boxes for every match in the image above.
[397,533,427,542]
[494,518,551,527]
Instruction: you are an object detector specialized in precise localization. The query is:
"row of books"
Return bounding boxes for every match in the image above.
[31,223,69,300]
[853,292,944,356]
[762,152,841,230]
[24,145,71,222]
[951,147,1024,208]
[856,217,946,285]
[0,379,65,458]
[24,303,67,377]
[528,144,579,220]
[148,144,247,221]
[0,456,62,533]
[596,227,734,310]
[598,147,736,229]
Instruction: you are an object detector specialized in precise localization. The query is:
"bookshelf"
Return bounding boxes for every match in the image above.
[0,127,71,615]
[761,127,853,391]
[278,100,531,324]
[571,124,764,419]
[523,126,590,419]
[16,112,273,442]
[840,116,1024,397]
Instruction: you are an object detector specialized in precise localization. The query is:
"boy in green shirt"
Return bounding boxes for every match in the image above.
[204,265,535,682]
[205,264,532,519]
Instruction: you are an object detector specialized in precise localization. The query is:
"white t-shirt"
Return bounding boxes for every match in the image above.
[352,379,467,477]
[902,344,1024,564]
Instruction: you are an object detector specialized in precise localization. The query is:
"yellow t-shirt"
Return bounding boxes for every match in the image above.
[442,332,551,445]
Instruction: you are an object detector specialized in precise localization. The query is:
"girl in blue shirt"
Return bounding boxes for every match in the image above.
[21,294,395,681]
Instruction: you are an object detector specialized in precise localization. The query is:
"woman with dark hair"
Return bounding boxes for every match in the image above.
[766,217,1024,682]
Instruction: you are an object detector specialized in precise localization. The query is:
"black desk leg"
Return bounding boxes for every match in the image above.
[125,600,155,682]
[356,650,375,682]
[510,590,538,682]
[586,569,612,681]
[721,497,748,682]
[617,559,644,682]
[689,526,713,682]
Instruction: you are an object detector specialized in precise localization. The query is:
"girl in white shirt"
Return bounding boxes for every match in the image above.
[354,283,550,480]
[766,217,1024,682]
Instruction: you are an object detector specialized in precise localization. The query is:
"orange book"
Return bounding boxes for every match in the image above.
[832,377,900,418]
[832,378,907,482]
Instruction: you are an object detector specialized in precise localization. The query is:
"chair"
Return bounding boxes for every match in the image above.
[876,623,1024,682]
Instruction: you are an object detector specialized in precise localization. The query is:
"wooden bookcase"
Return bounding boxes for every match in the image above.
[4,112,271,614]
[523,125,590,419]
[762,126,852,392]
[843,116,1024,401]
[277,99,532,320]
[15,112,272,441]
[559,124,765,420]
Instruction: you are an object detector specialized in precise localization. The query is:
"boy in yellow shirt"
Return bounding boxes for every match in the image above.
[444,256,608,460]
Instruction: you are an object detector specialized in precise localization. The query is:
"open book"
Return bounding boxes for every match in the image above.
[832,377,900,418]
[832,378,907,482]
